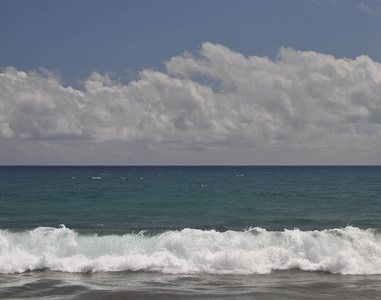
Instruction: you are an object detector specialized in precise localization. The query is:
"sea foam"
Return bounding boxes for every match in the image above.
[1,225,380,275]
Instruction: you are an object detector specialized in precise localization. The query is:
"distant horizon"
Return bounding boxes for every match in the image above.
[1,164,380,167]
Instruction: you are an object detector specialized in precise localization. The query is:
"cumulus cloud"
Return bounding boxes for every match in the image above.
[1,43,381,164]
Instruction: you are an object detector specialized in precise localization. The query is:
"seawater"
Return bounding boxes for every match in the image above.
[1,166,381,299]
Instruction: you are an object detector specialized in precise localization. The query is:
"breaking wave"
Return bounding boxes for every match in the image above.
[1,225,380,275]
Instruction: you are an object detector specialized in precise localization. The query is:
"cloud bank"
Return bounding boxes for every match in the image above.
[1,43,381,164]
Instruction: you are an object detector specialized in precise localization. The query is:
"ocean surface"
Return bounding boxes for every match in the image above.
[0,166,381,299]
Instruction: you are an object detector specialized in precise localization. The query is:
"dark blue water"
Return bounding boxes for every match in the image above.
[1,166,380,231]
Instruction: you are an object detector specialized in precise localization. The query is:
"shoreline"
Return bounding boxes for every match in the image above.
[2,270,381,300]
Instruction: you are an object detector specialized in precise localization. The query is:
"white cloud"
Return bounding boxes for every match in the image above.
[167,43,381,144]
[1,43,381,164]
[358,2,381,16]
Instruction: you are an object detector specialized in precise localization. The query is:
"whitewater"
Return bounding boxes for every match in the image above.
[1,225,380,275]
[1,166,381,299]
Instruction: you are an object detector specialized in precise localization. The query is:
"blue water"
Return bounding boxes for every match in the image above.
[1,166,380,231]
[1,166,381,299]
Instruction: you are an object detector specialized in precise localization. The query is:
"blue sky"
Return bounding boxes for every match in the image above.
[2,0,380,84]
[1,0,381,165]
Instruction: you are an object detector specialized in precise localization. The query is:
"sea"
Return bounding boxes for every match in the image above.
[0,165,381,299]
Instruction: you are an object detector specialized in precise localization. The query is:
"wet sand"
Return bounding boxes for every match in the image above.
[1,270,381,300]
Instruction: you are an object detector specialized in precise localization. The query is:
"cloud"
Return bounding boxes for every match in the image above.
[358,2,381,16]
[1,43,381,164]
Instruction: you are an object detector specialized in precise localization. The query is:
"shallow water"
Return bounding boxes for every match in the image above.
[1,270,381,299]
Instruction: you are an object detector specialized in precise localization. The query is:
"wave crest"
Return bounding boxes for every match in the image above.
[1,226,380,275]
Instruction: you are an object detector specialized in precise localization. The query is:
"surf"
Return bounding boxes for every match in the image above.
[1,225,380,275]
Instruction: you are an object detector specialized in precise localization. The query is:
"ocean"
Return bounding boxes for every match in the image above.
[0,166,380,299]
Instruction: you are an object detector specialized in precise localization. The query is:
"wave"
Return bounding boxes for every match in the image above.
[1,225,380,275]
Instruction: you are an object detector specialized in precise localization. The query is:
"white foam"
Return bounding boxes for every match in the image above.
[1,226,380,275]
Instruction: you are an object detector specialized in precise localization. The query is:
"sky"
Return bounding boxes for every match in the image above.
[1,0,381,165]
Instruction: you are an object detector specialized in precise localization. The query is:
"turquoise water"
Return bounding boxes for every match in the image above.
[1,166,380,231]
[1,166,381,299]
